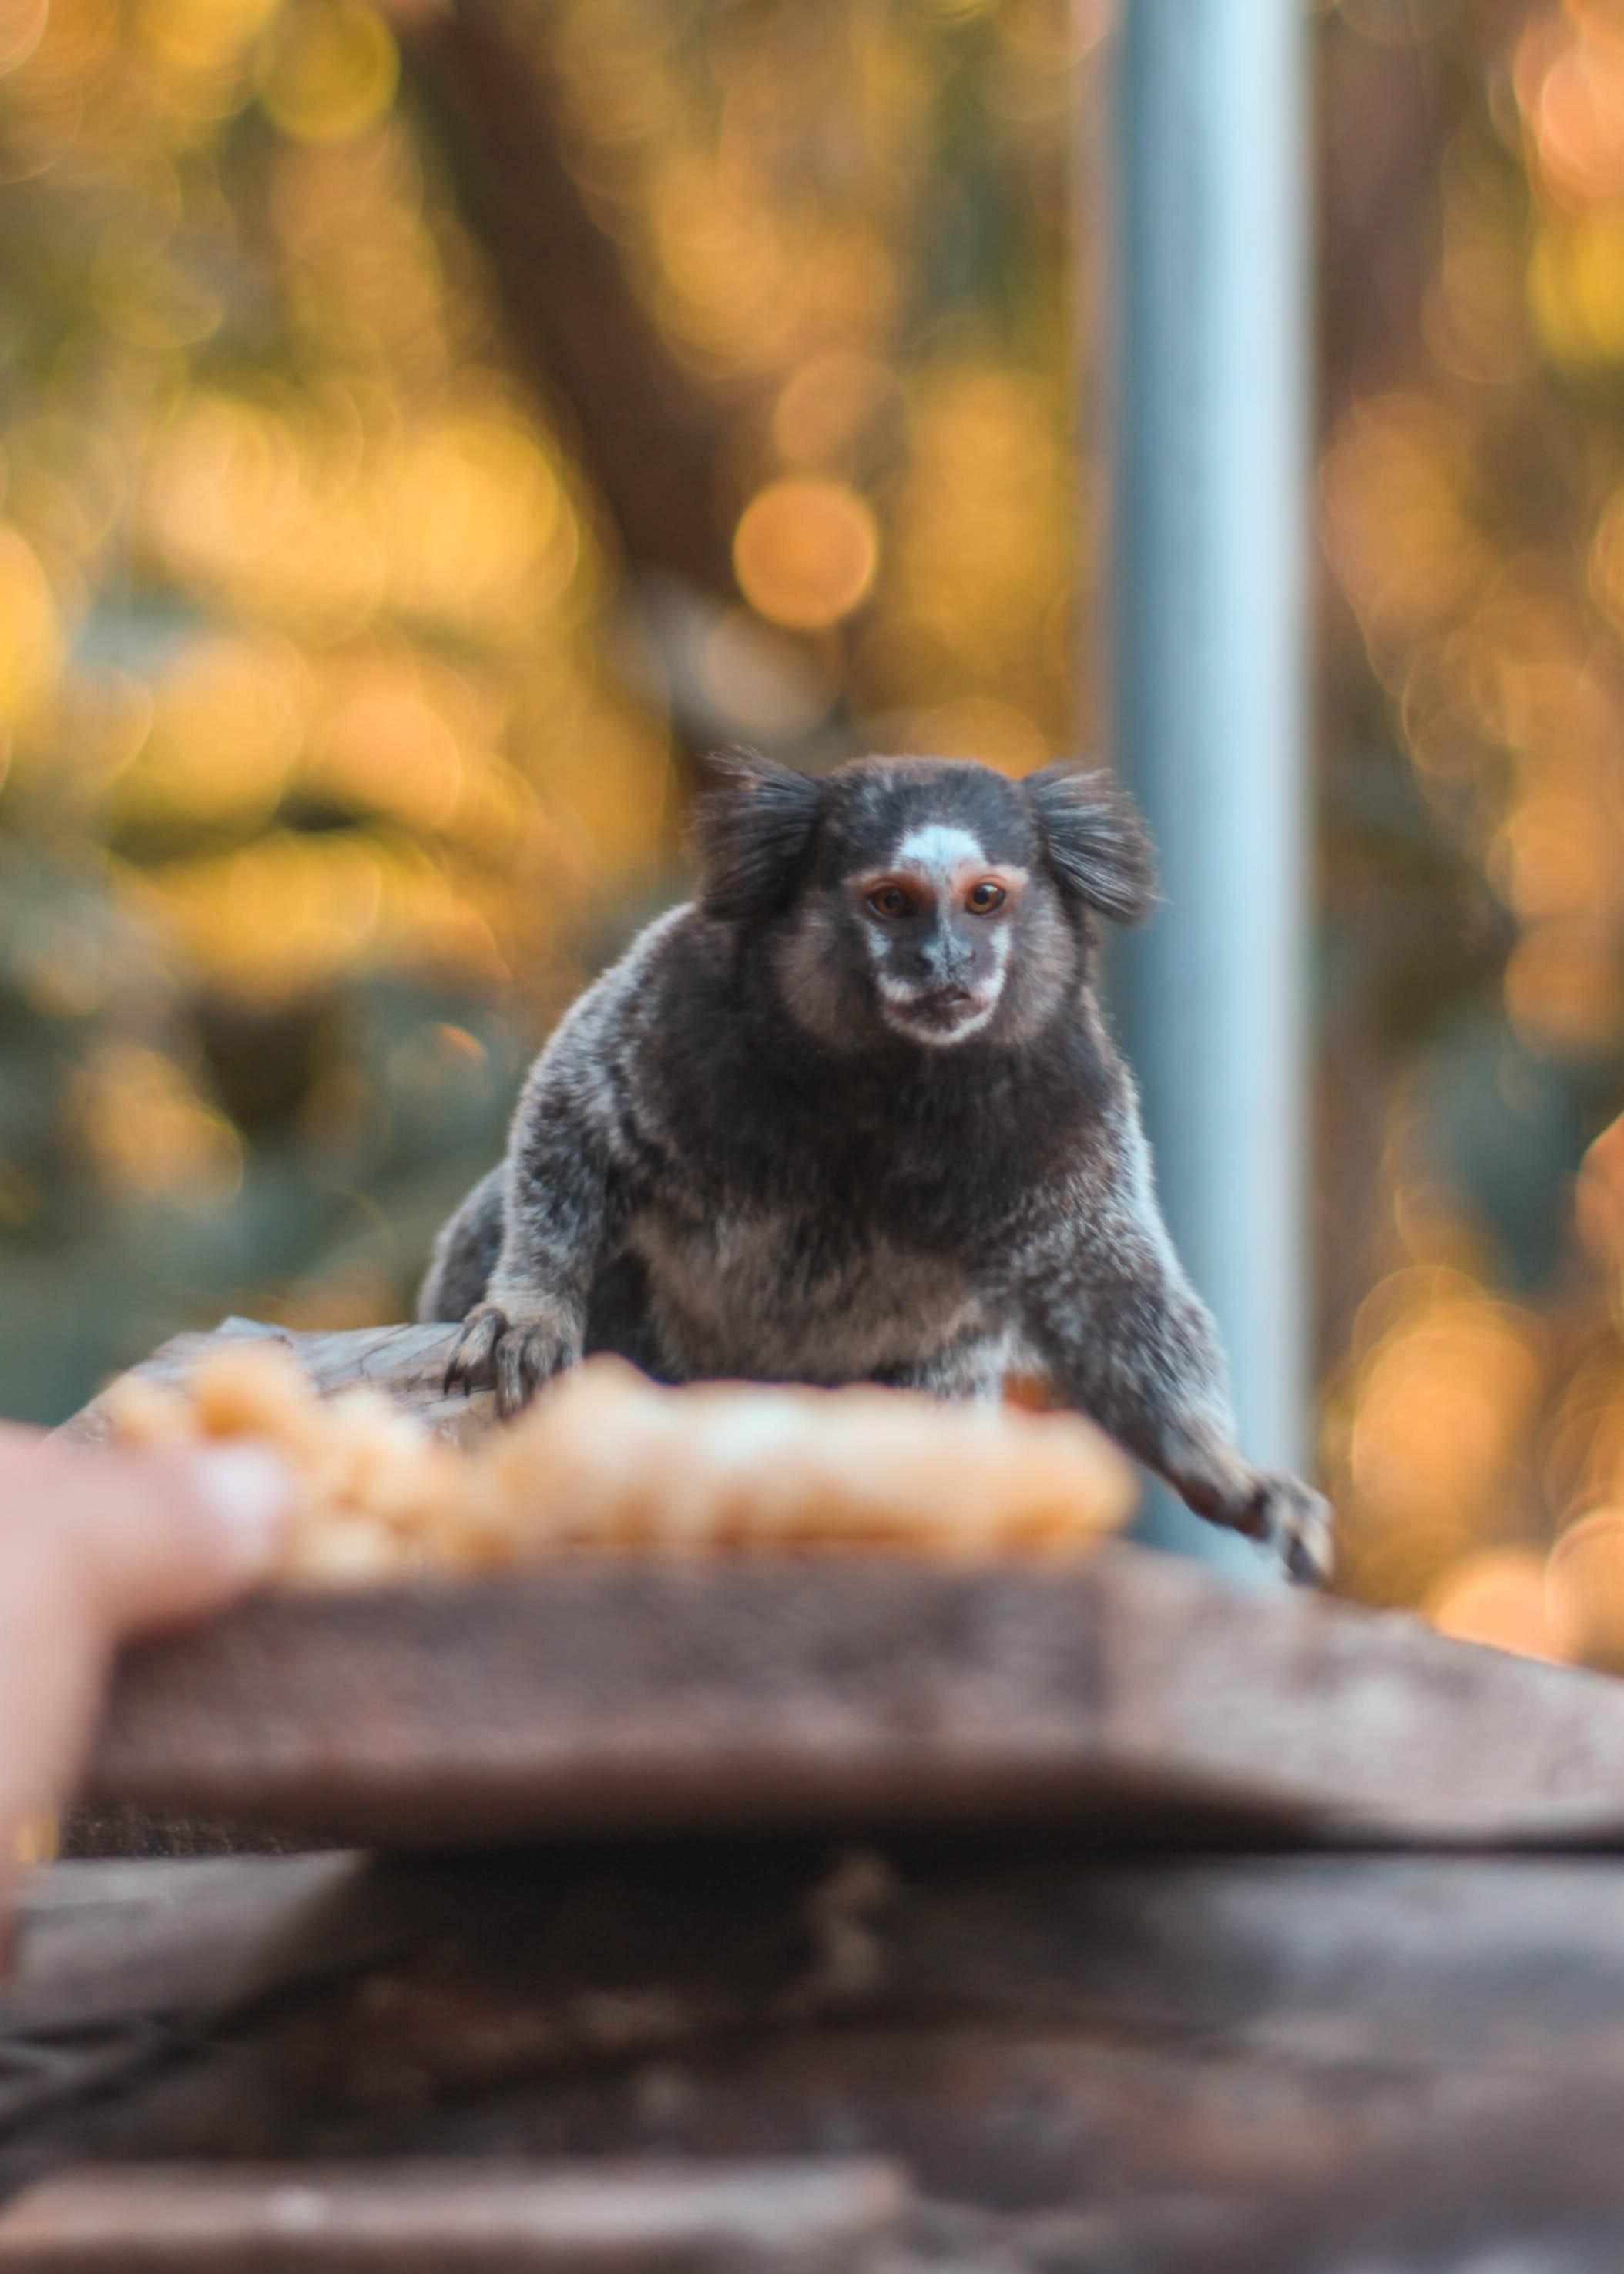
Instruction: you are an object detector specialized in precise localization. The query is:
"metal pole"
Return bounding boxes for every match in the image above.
[1104,0,1311,1580]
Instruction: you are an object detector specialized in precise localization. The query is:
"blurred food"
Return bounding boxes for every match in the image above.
[99,1340,1136,1584]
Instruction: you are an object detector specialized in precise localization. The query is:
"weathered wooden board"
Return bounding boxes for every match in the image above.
[79,1545,1624,1849]
[9,1847,1624,2266]
[0,2159,907,2271]
[58,1322,492,1449]
[20,1845,1624,2109]
[48,1321,1624,2268]
[62,1319,1624,1852]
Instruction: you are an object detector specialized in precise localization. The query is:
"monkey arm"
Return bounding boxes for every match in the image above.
[445,1028,628,1419]
[1015,1145,1331,1584]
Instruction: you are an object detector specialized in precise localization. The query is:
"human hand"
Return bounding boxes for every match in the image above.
[0,1426,291,1927]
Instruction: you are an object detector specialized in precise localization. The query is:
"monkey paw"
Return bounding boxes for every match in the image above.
[1243,1470,1334,1588]
[443,1301,579,1419]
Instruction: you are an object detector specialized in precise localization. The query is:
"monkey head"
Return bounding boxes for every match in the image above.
[693,751,1156,1053]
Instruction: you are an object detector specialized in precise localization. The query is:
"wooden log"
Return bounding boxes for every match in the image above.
[48,1323,1624,2262]
[79,1545,1624,1849]
[0,1856,371,2042]
[12,1848,1624,2222]
[917,2144,1624,2274]
[0,2159,908,2271]
[62,1320,1624,1852]
[58,1322,489,1450]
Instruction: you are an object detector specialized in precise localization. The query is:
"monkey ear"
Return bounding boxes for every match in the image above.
[1024,763,1157,927]
[691,747,823,924]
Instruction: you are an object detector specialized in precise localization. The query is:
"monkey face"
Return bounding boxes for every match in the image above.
[774,761,1090,1055]
[693,750,1156,1057]
[847,821,1029,1047]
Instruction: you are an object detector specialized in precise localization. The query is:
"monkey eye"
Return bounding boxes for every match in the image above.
[966,880,1007,915]
[867,884,914,919]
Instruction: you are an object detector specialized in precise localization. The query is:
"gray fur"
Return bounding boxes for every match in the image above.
[424,752,1330,1582]
[419,1165,505,1325]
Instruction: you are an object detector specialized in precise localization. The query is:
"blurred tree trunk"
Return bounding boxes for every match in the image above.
[398,0,737,603]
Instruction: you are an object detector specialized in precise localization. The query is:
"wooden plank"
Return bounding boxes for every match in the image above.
[0,1856,391,2041]
[0,2160,908,2271]
[12,1849,1624,2216]
[62,1318,1624,1851]
[0,1856,412,2141]
[24,1844,1624,2076]
[58,1322,491,1449]
[919,2144,1624,2274]
[79,1546,1624,1849]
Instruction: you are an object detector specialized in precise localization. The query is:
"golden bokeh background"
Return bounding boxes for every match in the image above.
[1317,0,1624,1668]
[0,0,1083,1419]
[6,0,1624,1669]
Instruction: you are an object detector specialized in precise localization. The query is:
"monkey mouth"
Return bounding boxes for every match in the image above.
[883,984,998,1044]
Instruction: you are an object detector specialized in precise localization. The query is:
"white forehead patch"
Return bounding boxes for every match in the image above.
[891,823,986,874]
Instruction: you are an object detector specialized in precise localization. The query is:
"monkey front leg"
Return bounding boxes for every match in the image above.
[445,1090,619,1419]
[1024,1248,1332,1585]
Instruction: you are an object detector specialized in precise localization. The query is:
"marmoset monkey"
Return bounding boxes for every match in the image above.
[423,752,1330,1581]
